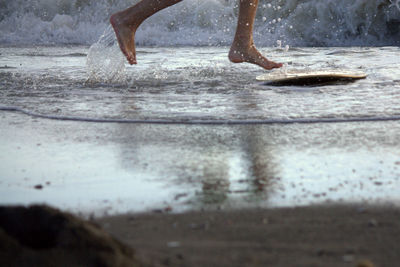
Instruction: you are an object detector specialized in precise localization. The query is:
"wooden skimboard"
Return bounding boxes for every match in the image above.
[256,69,367,86]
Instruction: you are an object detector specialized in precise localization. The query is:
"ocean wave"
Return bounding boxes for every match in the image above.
[0,0,399,46]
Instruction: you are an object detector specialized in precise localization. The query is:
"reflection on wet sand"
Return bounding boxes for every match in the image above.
[116,115,280,211]
[240,126,277,195]
[2,112,400,214]
[115,85,282,210]
[113,113,400,213]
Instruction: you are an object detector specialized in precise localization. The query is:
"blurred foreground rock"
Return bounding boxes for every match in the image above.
[0,205,141,267]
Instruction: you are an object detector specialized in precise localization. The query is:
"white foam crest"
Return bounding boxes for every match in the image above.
[390,0,400,10]
[256,0,400,46]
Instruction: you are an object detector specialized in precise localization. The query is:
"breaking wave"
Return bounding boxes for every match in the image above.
[0,0,399,46]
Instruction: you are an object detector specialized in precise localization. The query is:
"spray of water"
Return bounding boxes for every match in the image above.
[86,26,126,83]
[390,0,400,10]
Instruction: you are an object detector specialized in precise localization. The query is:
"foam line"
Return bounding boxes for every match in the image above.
[1,106,400,125]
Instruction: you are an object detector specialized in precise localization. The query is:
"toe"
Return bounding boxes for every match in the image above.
[127,55,137,65]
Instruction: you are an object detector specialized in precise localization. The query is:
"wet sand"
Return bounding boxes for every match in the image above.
[97,205,400,267]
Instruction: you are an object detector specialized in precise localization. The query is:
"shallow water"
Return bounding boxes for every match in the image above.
[2,45,400,120]
[1,45,400,215]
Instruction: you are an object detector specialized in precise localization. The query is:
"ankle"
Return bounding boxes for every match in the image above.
[110,11,139,30]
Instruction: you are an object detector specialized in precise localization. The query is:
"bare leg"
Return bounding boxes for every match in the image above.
[229,0,282,70]
[110,0,182,64]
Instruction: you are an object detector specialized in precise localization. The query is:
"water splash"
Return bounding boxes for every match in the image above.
[86,26,126,83]
[390,0,400,11]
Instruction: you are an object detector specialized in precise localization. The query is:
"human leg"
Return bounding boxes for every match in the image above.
[229,0,282,70]
[110,0,183,64]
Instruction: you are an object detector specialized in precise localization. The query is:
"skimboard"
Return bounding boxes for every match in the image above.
[256,69,367,86]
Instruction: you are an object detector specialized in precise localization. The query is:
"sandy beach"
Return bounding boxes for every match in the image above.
[1,204,399,266]
[96,205,400,267]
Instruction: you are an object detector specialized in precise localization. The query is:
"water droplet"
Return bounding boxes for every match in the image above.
[284,45,290,52]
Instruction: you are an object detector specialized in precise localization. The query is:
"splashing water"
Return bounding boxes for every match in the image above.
[390,0,400,10]
[86,26,126,83]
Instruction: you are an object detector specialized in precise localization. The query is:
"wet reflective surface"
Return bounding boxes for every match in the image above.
[1,46,400,215]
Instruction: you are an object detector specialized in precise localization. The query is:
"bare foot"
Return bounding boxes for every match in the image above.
[110,14,137,65]
[229,43,283,70]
